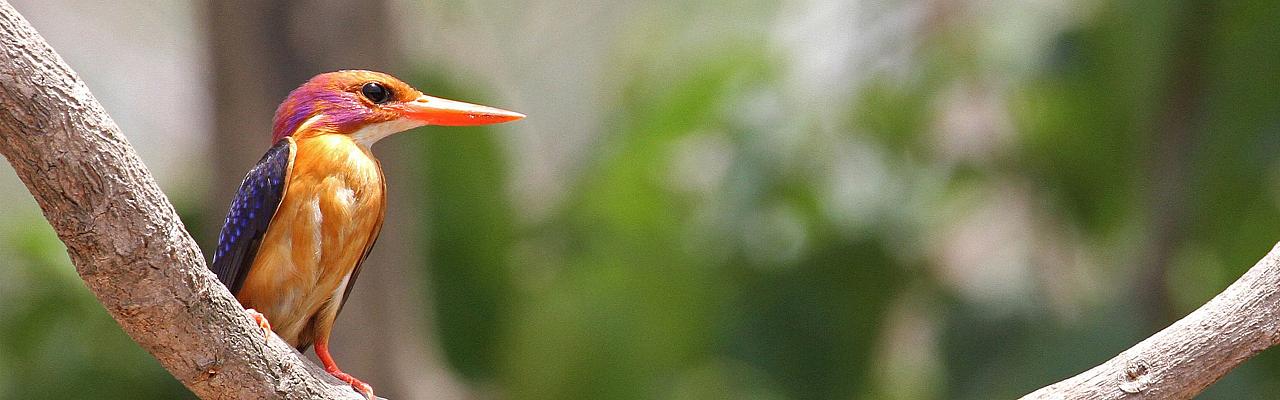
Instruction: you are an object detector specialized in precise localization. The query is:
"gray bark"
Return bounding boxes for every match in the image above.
[0,2,367,398]
[4,0,1279,398]
[1023,243,1280,399]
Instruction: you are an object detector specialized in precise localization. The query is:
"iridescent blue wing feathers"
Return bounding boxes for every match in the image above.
[211,139,294,294]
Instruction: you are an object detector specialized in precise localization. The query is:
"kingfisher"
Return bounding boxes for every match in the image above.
[210,70,523,399]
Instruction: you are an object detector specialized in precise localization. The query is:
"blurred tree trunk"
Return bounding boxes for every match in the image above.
[1136,0,1214,329]
[204,2,470,398]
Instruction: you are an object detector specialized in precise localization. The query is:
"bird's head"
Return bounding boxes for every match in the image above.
[271,70,524,145]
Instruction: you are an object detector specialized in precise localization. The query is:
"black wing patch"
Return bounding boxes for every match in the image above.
[211,139,294,294]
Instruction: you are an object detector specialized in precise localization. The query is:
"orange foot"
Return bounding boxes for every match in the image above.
[244,308,272,339]
[329,369,374,400]
[315,341,374,399]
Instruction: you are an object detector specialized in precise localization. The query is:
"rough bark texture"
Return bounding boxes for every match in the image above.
[0,2,366,399]
[3,0,1280,397]
[1022,242,1280,399]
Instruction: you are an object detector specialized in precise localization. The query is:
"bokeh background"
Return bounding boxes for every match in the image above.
[1,0,1279,399]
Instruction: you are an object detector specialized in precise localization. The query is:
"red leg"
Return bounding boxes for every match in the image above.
[315,340,374,400]
[244,308,272,339]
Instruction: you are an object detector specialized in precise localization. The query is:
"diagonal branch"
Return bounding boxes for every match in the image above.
[0,2,368,399]
[1022,242,1280,399]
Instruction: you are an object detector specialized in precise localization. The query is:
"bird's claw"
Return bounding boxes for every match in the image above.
[244,308,272,340]
[330,370,374,400]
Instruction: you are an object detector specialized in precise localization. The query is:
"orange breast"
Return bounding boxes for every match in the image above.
[237,134,386,348]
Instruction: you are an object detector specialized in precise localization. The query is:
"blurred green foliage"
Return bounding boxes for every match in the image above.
[0,221,190,399]
[413,71,518,381]
[3,0,1280,399]
[409,0,1280,399]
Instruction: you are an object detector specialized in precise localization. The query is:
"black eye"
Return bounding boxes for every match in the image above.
[361,82,392,104]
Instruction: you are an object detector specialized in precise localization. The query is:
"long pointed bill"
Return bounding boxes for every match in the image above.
[399,94,525,126]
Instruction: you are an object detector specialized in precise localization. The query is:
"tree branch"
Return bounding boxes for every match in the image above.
[1022,242,1280,399]
[4,0,1277,398]
[0,2,368,399]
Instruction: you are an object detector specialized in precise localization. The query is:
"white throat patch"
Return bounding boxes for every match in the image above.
[350,119,425,147]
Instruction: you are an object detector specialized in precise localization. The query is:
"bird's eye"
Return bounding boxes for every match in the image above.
[360,82,393,104]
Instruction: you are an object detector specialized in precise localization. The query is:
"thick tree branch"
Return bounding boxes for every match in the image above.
[0,2,367,399]
[1023,242,1280,399]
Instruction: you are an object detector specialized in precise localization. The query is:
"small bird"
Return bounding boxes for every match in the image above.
[211,70,523,399]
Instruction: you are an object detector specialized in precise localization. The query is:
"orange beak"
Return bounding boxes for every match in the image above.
[398,94,525,126]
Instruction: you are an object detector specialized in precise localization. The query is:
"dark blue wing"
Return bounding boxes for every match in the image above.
[211,138,294,294]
